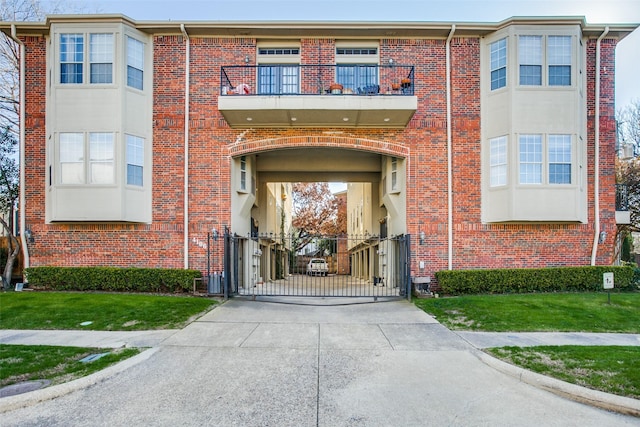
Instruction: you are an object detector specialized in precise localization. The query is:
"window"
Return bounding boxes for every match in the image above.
[259,48,299,55]
[335,46,378,92]
[391,158,398,191]
[548,36,571,86]
[257,65,299,94]
[59,133,114,185]
[126,135,144,186]
[490,38,507,90]
[60,34,84,84]
[489,136,507,186]
[240,156,247,191]
[519,134,542,184]
[519,36,542,86]
[548,134,572,184]
[89,33,113,84]
[60,133,84,183]
[336,65,378,92]
[89,133,114,184]
[127,36,144,90]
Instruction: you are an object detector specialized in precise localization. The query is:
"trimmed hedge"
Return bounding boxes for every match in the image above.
[435,266,636,296]
[24,266,202,293]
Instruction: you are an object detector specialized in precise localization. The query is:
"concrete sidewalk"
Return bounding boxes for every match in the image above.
[1,298,639,425]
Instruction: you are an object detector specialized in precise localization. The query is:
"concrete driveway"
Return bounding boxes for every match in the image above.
[2,298,638,426]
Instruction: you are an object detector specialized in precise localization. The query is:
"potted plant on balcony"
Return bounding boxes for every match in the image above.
[329,83,343,94]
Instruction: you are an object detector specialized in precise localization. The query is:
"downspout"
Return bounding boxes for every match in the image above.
[10,25,29,269]
[590,26,609,266]
[181,24,190,269]
[446,25,455,270]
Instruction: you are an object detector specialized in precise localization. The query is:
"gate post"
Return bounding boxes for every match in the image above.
[223,226,231,300]
[405,235,412,300]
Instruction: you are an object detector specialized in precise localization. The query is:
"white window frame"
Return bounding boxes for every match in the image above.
[489,136,508,187]
[126,134,144,187]
[548,36,572,86]
[89,33,113,84]
[518,34,573,88]
[490,38,507,91]
[59,133,84,184]
[60,32,114,85]
[335,41,379,92]
[127,36,145,90]
[518,35,542,86]
[256,43,300,95]
[548,134,572,184]
[60,33,84,84]
[59,132,115,185]
[518,134,574,185]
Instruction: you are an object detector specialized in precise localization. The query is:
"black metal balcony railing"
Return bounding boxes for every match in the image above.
[220,64,415,96]
[616,183,629,211]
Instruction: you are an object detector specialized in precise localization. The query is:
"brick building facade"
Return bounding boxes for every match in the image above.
[2,15,636,286]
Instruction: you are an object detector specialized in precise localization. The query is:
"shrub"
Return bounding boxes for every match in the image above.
[24,266,202,293]
[435,266,636,296]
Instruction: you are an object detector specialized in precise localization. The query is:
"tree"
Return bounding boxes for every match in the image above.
[617,99,640,157]
[0,0,85,135]
[615,100,640,263]
[0,1,89,287]
[291,182,345,253]
[0,126,19,288]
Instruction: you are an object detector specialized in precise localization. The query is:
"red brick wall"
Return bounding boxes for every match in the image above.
[21,33,619,277]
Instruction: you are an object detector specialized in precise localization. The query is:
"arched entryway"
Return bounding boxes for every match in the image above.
[225,136,411,299]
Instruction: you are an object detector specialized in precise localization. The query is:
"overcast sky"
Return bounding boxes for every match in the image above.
[75,0,640,109]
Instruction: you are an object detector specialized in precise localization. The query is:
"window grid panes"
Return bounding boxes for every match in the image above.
[89,33,113,84]
[548,36,571,86]
[60,133,84,184]
[127,37,144,90]
[489,136,507,187]
[258,48,299,55]
[257,65,299,94]
[89,133,114,184]
[336,65,377,92]
[126,135,144,186]
[391,158,398,191]
[336,48,377,55]
[519,134,542,184]
[60,34,84,84]
[548,134,572,184]
[240,156,247,191]
[490,38,507,90]
[519,35,542,86]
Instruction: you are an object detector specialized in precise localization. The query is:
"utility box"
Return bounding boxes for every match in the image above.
[208,273,221,294]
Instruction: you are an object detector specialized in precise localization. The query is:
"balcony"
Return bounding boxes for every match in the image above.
[616,183,631,225]
[218,65,417,128]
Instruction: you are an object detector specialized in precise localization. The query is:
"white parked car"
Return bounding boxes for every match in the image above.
[307,258,329,276]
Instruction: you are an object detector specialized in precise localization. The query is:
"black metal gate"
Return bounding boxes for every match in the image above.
[223,231,411,299]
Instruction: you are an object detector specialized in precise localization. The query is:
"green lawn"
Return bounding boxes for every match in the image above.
[487,346,640,399]
[0,292,217,391]
[0,344,140,388]
[0,292,218,330]
[414,292,640,332]
[415,292,640,399]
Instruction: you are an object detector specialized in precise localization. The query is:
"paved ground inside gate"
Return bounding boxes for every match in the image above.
[1,298,639,426]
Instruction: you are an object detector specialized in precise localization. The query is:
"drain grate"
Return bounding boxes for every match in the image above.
[79,352,111,363]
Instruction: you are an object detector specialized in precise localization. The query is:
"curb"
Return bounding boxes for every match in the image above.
[0,347,159,414]
[473,349,640,418]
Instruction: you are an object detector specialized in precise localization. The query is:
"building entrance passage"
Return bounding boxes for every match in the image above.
[223,232,411,299]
